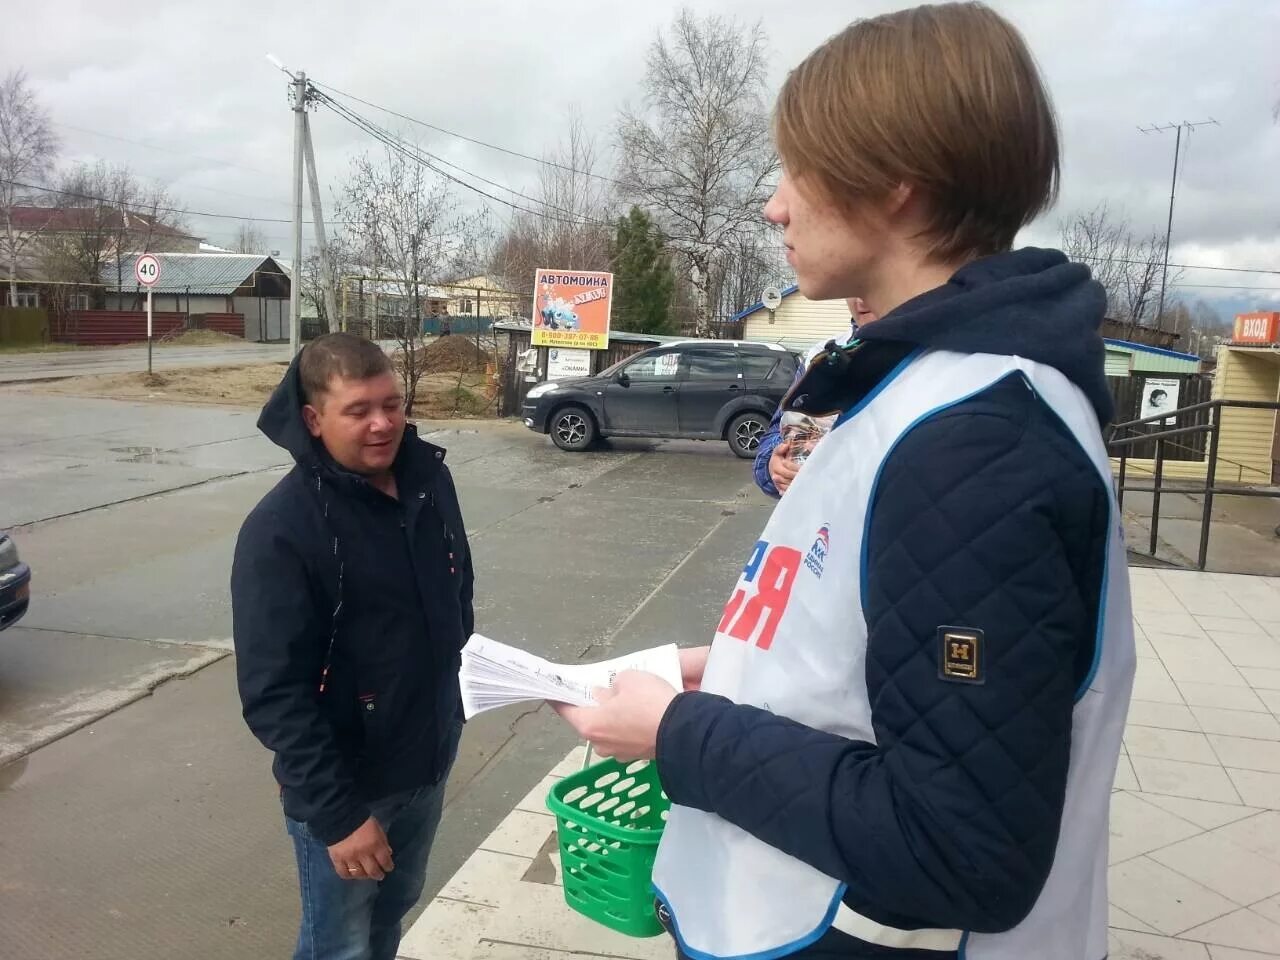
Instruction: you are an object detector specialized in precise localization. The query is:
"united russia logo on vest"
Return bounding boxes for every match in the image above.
[805,525,829,578]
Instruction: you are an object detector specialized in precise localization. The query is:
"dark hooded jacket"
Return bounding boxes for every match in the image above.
[656,249,1116,958]
[231,355,473,845]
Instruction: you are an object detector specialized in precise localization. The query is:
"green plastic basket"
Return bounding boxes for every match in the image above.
[546,756,670,938]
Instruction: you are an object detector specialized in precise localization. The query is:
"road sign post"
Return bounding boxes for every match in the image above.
[134,254,162,375]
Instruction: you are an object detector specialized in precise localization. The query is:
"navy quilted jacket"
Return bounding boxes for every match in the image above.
[753,319,858,499]
[751,374,794,498]
[657,248,1114,956]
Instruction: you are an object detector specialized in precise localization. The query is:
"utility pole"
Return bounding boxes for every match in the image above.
[270,55,343,347]
[290,70,306,356]
[1139,118,1219,327]
[302,115,340,333]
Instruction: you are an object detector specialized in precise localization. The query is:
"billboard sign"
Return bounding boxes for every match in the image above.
[531,269,613,350]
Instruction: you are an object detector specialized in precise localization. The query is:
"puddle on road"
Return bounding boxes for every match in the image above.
[109,446,185,465]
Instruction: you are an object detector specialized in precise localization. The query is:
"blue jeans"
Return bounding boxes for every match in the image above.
[285,779,448,960]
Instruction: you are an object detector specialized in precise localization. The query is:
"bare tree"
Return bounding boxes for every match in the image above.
[300,232,361,334]
[616,10,778,336]
[39,161,188,304]
[1060,203,1182,336]
[337,145,485,415]
[489,112,613,307]
[0,69,58,307]
[1189,299,1231,358]
[1158,297,1233,359]
[711,231,779,329]
[232,223,268,254]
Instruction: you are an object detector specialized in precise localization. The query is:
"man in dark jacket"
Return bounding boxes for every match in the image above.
[232,332,473,960]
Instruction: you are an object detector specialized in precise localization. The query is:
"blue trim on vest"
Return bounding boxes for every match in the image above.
[652,881,847,960]
[1017,377,1113,703]
[958,930,971,957]
[833,348,924,429]
[857,371,1013,609]
[1076,542,1110,701]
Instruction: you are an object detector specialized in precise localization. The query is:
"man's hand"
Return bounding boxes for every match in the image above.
[553,671,680,761]
[679,646,710,692]
[328,816,394,881]
[769,441,800,495]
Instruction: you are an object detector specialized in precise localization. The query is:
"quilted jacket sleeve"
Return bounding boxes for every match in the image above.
[656,377,1110,933]
[752,396,787,498]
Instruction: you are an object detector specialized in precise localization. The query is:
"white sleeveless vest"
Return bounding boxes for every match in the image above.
[652,350,1135,960]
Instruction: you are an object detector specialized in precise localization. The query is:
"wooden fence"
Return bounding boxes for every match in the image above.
[499,327,658,417]
[1107,374,1213,461]
[53,310,245,345]
[0,307,48,344]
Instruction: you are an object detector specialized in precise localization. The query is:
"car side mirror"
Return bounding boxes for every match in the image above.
[616,371,631,387]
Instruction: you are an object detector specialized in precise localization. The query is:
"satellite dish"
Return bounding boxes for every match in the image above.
[761,286,783,311]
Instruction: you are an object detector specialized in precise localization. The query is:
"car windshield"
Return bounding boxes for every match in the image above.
[598,356,631,378]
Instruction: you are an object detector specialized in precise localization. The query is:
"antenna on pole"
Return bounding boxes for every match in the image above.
[1139,118,1219,327]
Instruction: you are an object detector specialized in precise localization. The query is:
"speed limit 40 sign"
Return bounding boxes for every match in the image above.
[135,253,162,287]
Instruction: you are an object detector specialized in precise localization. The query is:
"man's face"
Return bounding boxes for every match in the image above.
[765,171,889,301]
[302,371,406,475]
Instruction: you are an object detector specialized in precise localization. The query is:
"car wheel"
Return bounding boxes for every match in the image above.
[550,406,597,452]
[727,412,767,459]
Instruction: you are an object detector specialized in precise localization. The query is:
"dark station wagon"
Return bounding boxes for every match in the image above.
[522,340,798,459]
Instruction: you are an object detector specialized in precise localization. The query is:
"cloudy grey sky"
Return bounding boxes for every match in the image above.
[5,0,1278,316]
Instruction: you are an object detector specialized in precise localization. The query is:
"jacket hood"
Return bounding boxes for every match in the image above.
[857,247,1113,424]
[257,352,440,479]
[258,351,320,464]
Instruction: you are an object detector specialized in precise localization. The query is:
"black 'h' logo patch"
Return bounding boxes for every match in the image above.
[938,627,984,684]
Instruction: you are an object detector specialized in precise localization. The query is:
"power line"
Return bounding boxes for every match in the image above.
[311,94,690,251]
[1073,253,1280,277]
[1,177,358,227]
[311,90,786,276]
[313,86,1274,287]
[312,92,598,228]
[51,121,278,179]
[311,80,629,188]
[1170,282,1280,291]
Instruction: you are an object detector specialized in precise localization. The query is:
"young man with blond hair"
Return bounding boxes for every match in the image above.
[555,4,1134,958]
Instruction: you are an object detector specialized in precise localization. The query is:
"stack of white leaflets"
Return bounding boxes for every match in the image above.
[459,634,683,720]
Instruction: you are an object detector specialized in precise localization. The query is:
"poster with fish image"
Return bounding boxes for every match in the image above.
[531,268,613,350]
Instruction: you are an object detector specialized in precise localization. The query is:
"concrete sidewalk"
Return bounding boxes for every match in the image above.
[401,567,1280,960]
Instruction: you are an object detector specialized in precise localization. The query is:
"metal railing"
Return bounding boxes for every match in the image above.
[1109,399,1280,570]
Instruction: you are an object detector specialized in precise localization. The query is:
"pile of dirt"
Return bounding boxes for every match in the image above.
[415,376,495,417]
[26,362,498,418]
[157,329,244,347]
[419,336,491,374]
[35,363,289,407]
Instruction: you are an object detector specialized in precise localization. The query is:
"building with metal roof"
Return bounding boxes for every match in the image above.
[103,253,291,341]
[105,253,287,296]
[1103,339,1202,376]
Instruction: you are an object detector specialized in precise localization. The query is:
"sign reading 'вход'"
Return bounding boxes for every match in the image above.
[1233,311,1280,345]
[531,268,613,351]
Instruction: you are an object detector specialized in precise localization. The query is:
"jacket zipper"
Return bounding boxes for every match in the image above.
[429,491,458,576]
